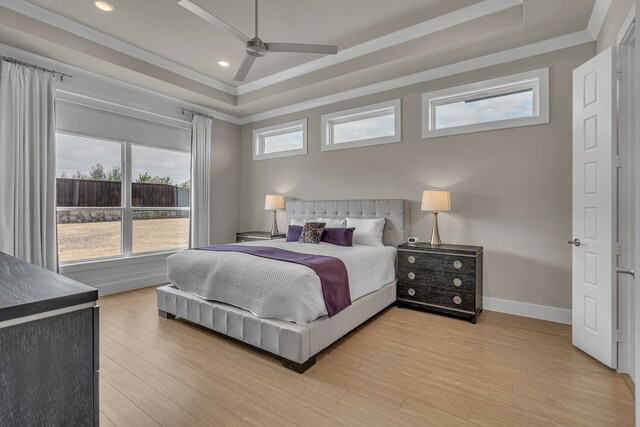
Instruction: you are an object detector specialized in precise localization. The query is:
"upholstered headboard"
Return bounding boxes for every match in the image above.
[285,199,410,246]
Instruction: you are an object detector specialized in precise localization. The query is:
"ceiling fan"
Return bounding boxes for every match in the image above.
[178,0,339,82]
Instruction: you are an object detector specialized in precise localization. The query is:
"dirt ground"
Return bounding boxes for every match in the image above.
[57,218,189,262]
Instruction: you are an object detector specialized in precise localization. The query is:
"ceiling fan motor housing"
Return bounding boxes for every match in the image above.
[246,38,268,57]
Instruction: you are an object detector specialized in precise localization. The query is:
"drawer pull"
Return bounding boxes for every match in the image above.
[240,239,246,243]
[407,288,416,297]
[408,256,416,264]
[453,296,462,305]
[453,278,462,287]
[408,272,416,280]
[453,260,463,269]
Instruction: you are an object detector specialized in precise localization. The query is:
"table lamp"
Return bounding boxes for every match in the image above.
[265,194,285,235]
[421,189,451,245]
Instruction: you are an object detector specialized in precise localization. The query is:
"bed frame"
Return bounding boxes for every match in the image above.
[156,199,410,373]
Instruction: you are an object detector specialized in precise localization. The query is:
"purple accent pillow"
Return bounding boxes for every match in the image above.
[286,225,303,242]
[298,222,326,244]
[321,227,355,247]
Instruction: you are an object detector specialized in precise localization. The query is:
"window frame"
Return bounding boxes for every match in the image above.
[252,118,308,160]
[321,99,401,151]
[421,68,549,139]
[56,131,191,265]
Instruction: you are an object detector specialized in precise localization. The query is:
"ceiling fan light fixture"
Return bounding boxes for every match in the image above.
[218,60,230,67]
[93,1,115,12]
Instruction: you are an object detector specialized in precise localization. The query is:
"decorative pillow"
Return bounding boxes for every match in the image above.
[321,227,355,247]
[345,218,385,246]
[286,225,303,242]
[315,217,346,228]
[298,222,326,244]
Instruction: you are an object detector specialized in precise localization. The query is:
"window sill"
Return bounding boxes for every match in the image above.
[59,250,182,274]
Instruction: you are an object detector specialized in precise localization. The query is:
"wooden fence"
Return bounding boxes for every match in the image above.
[56,178,190,208]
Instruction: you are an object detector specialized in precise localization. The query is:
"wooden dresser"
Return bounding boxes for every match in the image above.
[396,243,483,323]
[0,253,99,426]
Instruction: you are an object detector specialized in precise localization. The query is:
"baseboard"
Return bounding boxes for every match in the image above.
[483,297,572,324]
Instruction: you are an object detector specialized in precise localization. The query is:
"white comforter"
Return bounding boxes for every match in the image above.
[166,240,397,324]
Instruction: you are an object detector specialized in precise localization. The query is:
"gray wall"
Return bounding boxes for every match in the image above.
[211,119,241,244]
[238,43,595,310]
[597,0,634,53]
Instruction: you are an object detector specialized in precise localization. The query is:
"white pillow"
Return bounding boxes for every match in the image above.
[315,217,346,228]
[346,217,385,246]
[289,219,306,226]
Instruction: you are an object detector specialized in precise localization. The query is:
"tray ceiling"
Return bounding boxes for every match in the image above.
[0,0,598,120]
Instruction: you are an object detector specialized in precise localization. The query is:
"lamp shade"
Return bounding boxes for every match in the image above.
[265,194,285,210]
[421,190,451,212]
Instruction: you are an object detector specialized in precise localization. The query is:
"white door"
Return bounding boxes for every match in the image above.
[572,47,617,368]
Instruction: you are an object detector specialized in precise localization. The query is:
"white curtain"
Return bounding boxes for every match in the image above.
[190,114,212,247]
[0,61,57,271]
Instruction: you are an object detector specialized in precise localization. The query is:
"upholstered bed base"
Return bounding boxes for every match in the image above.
[156,281,396,372]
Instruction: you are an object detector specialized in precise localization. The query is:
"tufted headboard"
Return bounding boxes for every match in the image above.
[286,199,410,246]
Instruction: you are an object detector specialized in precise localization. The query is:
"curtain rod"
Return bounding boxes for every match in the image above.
[0,55,73,81]
[181,108,214,120]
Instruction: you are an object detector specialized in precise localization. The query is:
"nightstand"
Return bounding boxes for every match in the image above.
[396,243,483,323]
[236,231,286,243]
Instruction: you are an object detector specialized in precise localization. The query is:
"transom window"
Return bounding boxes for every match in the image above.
[253,119,307,160]
[56,133,191,263]
[422,68,549,138]
[321,99,401,151]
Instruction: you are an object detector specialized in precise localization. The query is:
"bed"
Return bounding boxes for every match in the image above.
[156,199,409,372]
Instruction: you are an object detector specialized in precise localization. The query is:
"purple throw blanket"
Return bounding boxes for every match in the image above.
[195,245,352,317]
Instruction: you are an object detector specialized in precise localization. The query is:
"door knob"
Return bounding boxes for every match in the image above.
[568,238,581,247]
[617,268,635,278]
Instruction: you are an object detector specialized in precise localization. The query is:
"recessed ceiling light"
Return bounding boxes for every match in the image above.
[218,60,230,67]
[93,1,115,12]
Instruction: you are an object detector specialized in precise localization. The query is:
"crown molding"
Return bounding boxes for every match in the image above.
[0,0,237,95]
[236,31,594,125]
[587,0,613,39]
[234,0,523,95]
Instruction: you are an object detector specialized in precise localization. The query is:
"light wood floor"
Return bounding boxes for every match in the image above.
[98,287,635,426]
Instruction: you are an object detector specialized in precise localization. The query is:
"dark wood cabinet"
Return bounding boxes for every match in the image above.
[236,231,286,243]
[0,253,99,426]
[396,243,483,323]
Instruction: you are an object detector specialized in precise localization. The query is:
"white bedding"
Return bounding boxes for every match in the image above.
[166,240,397,324]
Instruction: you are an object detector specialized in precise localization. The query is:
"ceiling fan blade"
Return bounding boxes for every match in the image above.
[178,0,250,43]
[234,55,257,81]
[266,43,338,55]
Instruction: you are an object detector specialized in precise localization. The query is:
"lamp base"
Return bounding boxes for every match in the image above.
[429,211,442,245]
[270,210,279,236]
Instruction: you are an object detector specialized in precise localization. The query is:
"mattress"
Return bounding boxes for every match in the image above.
[166,240,397,324]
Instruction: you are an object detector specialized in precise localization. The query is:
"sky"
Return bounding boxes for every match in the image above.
[333,114,395,144]
[263,130,304,154]
[435,90,534,129]
[56,133,191,185]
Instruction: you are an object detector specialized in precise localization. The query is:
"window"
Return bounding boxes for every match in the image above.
[253,119,307,160]
[56,134,123,262]
[422,68,549,138]
[56,133,191,263]
[321,99,401,151]
[131,145,191,254]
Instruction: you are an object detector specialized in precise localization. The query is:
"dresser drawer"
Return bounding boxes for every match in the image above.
[398,251,476,276]
[396,267,475,294]
[397,282,476,313]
